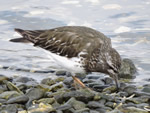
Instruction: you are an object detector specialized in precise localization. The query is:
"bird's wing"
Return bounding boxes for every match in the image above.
[14,27,100,58]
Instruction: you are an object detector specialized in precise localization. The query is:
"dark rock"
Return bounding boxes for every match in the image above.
[0,84,8,93]
[93,85,109,92]
[4,81,23,94]
[118,91,128,97]
[75,108,90,113]
[56,104,72,111]
[54,77,65,82]
[63,77,73,85]
[104,77,113,84]
[99,98,106,105]
[90,110,100,113]
[0,74,10,83]
[66,97,86,110]
[55,89,95,103]
[25,81,39,88]
[36,98,55,104]
[119,82,127,91]
[0,104,18,113]
[56,71,68,76]
[82,78,96,84]
[7,95,29,104]
[86,75,101,79]
[123,85,137,95]
[27,103,55,113]
[118,58,136,79]
[136,103,149,109]
[41,78,56,86]
[87,101,103,109]
[0,91,21,99]
[142,87,150,93]
[105,102,115,108]
[95,108,106,113]
[13,77,35,83]
[0,98,7,103]
[25,88,44,100]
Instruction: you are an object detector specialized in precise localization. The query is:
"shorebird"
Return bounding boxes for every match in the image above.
[10,26,121,89]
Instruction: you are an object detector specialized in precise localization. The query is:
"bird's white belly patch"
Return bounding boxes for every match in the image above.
[44,50,85,73]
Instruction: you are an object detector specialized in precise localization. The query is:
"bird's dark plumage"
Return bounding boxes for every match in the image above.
[11,26,121,88]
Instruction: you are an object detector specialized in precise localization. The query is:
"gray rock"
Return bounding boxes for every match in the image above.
[7,95,29,104]
[55,89,95,103]
[0,74,10,83]
[142,87,150,93]
[0,84,8,93]
[118,107,149,113]
[104,77,113,84]
[28,103,55,113]
[41,78,56,86]
[0,98,7,103]
[66,97,86,110]
[56,71,67,76]
[75,108,90,113]
[118,58,136,79]
[90,110,100,113]
[136,103,149,109]
[118,91,128,97]
[36,98,55,104]
[93,85,109,92]
[13,77,35,83]
[0,104,18,113]
[99,98,106,105]
[0,91,21,100]
[87,101,103,108]
[105,102,115,108]
[4,81,23,94]
[25,88,44,100]
[63,77,73,85]
[123,85,137,95]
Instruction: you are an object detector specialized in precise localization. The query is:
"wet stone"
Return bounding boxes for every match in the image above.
[123,85,137,95]
[99,98,106,105]
[93,85,109,92]
[7,95,29,104]
[0,91,21,100]
[13,77,35,83]
[105,101,115,108]
[0,104,18,113]
[25,88,44,100]
[0,84,8,93]
[41,78,56,86]
[63,77,73,86]
[56,70,68,76]
[118,58,136,79]
[89,110,100,113]
[55,89,95,103]
[87,101,103,109]
[66,97,86,110]
[28,103,55,113]
[0,74,11,83]
[118,91,128,97]
[0,98,7,103]
[4,81,23,94]
[75,108,90,113]
[142,87,150,93]
[36,98,55,104]
[104,77,113,84]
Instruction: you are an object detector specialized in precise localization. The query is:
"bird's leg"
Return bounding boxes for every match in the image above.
[112,74,120,90]
[71,76,86,88]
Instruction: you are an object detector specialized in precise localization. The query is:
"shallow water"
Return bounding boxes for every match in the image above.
[0,0,150,85]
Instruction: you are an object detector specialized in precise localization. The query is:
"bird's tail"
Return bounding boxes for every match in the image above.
[10,28,44,43]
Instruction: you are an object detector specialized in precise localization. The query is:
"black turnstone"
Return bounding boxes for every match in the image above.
[10,26,121,89]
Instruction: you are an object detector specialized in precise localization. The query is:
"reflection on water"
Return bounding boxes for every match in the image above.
[0,0,150,85]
